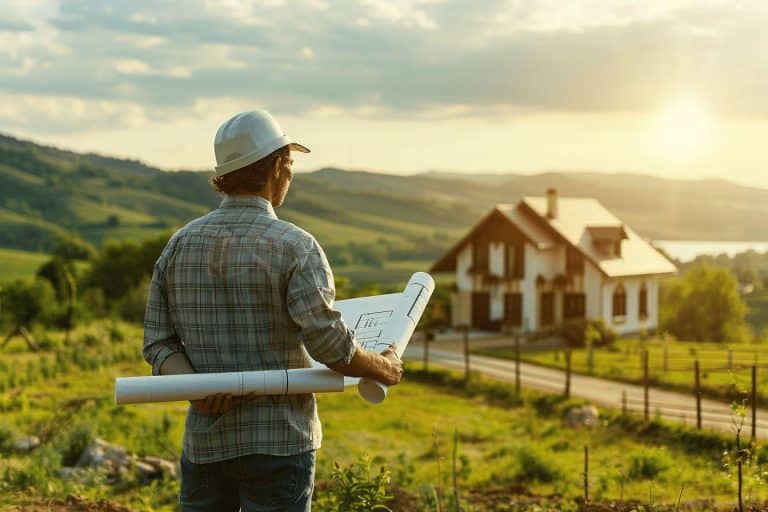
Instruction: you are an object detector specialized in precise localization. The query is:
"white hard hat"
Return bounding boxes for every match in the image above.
[213,110,310,176]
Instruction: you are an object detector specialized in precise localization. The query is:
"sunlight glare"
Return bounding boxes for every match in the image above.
[658,98,713,159]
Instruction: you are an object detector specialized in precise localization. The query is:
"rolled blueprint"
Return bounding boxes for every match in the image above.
[115,272,434,405]
[115,367,343,404]
[356,272,435,404]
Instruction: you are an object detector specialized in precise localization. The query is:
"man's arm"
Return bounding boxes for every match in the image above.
[285,236,403,386]
[327,345,403,386]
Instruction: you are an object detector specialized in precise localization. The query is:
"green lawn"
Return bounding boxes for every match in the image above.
[0,247,50,283]
[1,322,767,510]
[478,337,768,403]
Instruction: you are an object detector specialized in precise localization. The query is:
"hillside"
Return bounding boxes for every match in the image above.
[1,132,768,264]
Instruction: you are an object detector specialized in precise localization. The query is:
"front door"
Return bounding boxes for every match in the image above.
[471,292,491,330]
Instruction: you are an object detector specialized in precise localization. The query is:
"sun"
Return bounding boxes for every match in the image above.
[657,98,713,159]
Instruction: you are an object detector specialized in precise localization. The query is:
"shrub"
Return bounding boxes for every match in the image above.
[515,445,562,483]
[315,455,393,512]
[626,449,670,480]
[0,424,15,454]
[559,319,615,348]
[60,423,95,467]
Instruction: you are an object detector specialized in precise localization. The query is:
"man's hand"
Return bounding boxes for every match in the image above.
[378,345,404,386]
[191,392,233,415]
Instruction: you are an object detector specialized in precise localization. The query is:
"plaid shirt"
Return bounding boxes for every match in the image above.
[143,194,357,463]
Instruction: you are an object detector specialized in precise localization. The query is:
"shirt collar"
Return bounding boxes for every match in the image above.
[219,194,277,218]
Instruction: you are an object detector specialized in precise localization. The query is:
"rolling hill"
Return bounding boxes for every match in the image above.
[1,132,768,269]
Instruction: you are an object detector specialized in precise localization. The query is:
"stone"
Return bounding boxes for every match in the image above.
[76,438,131,470]
[137,455,180,480]
[12,435,40,452]
[565,405,600,428]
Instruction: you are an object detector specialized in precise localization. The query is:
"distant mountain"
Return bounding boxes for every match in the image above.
[1,132,767,262]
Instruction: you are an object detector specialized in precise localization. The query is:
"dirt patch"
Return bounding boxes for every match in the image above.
[7,494,133,512]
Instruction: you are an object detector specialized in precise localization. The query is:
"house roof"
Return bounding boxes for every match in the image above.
[430,206,555,272]
[522,196,677,278]
[495,204,558,250]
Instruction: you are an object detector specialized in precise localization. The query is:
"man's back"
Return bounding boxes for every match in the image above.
[143,195,356,463]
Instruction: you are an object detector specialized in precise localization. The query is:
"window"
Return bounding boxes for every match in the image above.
[540,292,555,327]
[504,293,523,327]
[471,243,489,272]
[505,244,525,278]
[612,283,627,322]
[639,283,648,319]
[566,246,584,274]
[564,293,586,319]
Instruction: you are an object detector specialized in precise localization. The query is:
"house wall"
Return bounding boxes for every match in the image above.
[489,242,505,321]
[456,245,472,292]
[601,277,660,335]
[584,260,603,320]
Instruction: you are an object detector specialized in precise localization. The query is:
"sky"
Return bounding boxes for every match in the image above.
[1,0,767,187]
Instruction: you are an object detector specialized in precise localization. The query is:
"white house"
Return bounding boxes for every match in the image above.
[430,189,677,335]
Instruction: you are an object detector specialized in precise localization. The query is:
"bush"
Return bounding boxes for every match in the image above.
[626,448,670,480]
[314,455,393,512]
[559,319,615,348]
[0,424,15,454]
[514,445,562,483]
[60,423,95,467]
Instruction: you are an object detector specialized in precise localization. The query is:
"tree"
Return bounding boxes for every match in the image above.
[51,236,96,261]
[0,279,56,350]
[661,264,749,342]
[83,233,169,304]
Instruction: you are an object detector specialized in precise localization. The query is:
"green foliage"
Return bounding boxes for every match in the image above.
[559,319,615,348]
[661,264,749,342]
[0,423,15,454]
[626,449,671,480]
[59,423,95,467]
[51,236,96,261]
[116,281,150,323]
[84,234,167,303]
[514,445,563,483]
[315,455,393,512]
[0,278,56,327]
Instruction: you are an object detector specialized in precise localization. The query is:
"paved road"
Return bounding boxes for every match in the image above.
[404,342,768,438]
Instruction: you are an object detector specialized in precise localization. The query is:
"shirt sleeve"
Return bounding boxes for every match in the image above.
[143,238,185,376]
[285,236,357,366]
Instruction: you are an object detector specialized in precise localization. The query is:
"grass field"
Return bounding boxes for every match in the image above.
[1,322,768,510]
[0,247,51,283]
[478,337,768,403]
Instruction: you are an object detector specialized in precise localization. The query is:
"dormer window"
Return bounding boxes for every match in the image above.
[587,225,628,259]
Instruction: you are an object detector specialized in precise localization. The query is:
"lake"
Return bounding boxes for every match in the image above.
[653,240,768,262]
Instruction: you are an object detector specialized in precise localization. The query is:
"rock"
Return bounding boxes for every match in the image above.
[57,467,87,480]
[137,455,180,480]
[76,438,131,470]
[12,435,40,452]
[566,405,600,428]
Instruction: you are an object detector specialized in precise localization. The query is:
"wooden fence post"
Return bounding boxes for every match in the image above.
[583,445,589,506]
[728,350,733,371]
[694,359,702,430]
[423,327,430,371]
[752,365,758,441]
[565,349,572,399]
[622,390,627,415]
[643,349,649,421]
[514,335,521,396]
[663,343,669,373]
[463,326,470,381]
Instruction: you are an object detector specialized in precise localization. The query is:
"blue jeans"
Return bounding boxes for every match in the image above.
[179,450,316,512]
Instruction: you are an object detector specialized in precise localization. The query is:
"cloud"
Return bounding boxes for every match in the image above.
[0,0,766,138]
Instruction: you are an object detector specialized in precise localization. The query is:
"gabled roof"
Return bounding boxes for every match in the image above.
[430,206,557,272]
[522,196,677,278]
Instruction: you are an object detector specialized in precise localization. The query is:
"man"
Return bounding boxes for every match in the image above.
[142,110,404,512]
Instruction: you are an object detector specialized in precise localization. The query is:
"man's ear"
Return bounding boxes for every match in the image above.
[273,157,282,179]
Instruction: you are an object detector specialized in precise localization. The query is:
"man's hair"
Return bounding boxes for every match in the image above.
[211,146,290,194]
